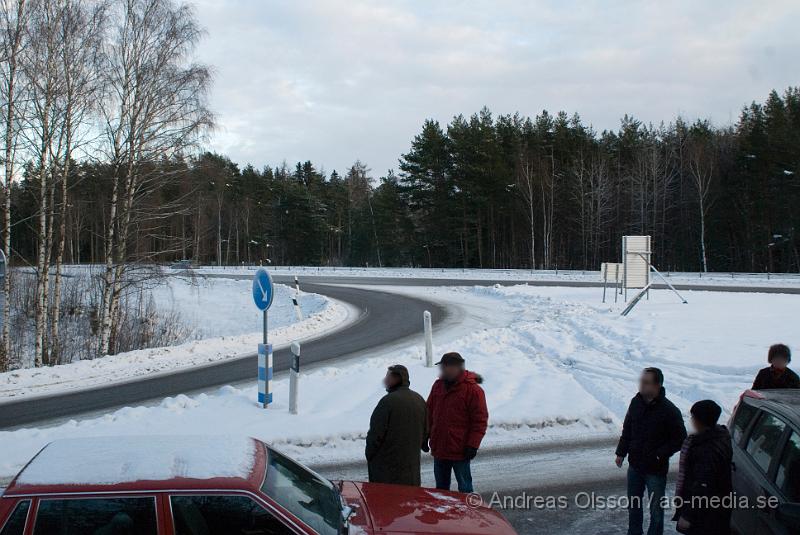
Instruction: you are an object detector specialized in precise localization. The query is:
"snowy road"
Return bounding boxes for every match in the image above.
[313,437,679,535]
[313,436,622,491]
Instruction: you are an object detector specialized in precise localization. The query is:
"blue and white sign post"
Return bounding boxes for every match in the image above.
[252,268,274,408]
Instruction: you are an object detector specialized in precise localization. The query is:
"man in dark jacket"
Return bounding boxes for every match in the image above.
[426,352,488,493]
[365,364,428,486]
[673,400,733,535]
[752,343,799,390]
[616,367,687,535]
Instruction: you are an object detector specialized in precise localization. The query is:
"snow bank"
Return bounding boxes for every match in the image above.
[0,277,349,399]
[0,283,795,481]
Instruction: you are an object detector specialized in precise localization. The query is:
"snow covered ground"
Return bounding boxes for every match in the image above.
[2,282,796,481]
[0,276,349,399]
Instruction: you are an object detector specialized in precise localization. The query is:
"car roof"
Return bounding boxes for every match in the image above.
[744,389,800,426]
[3,436,267,497]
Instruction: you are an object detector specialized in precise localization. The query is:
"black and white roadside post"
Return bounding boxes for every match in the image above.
[289,341,301,415]
[252,268,274,408]
[0,250,6,338]
[291,275,303,321]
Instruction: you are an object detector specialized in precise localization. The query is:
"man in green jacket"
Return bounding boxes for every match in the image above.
[365,365,428,486]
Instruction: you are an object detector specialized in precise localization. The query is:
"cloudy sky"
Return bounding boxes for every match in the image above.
[193,0,800,176]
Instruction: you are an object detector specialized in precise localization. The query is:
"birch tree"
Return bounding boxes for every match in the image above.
[570,149,590,265]
[688,123,717,273]
[541,146,555,269]
[22,0,66,366]
[516,142,537,269]
[49,0,105,364]
[97,0,212,355]
[0,0,28,370]
[587,151,613,267]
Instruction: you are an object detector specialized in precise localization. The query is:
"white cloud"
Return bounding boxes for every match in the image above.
[192,0,800,175]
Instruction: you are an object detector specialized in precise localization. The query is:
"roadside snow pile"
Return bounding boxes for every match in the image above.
[0,284,795,481]
[0,277,348,399]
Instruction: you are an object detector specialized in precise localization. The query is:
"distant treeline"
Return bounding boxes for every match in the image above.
[11,88,799,275]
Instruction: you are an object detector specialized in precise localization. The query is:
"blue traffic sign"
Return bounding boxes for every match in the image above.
[252,268,274,311]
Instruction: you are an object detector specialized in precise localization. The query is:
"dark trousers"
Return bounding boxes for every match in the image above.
[433,458,473,493]
[627,466,667,535]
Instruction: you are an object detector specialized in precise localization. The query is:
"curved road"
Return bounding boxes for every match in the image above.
[0,282,446,429]
[2,273,796,429]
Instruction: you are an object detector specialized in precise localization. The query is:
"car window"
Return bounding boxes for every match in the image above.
[261,448,340,535]
[745,412,787,475]
[776,430,800,502]
[33,497,157,535]
[170,495,291,535]
[731,402,758,445]
[0,500,30,535]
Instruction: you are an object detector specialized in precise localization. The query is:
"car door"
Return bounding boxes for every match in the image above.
[165,493,302,535]
[772,428,800,534]
[28,494,161,535]
[737,410,790,535]
[730,401,760,533]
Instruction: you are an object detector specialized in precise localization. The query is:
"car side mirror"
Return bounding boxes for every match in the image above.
[341,504,356,534]
[776,503,800,530]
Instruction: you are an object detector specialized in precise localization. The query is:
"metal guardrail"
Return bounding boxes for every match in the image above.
[12,263,800,282]
[189,264,800,281]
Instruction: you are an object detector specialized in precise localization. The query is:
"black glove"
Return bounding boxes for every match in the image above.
[421,441,430,453]
[464,446,478,460]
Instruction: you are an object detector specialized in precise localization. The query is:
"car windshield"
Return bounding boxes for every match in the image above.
[261,446,341,535]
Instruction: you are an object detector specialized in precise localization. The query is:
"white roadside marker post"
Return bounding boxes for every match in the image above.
[292,275,303,321]
[424,310,434,367]
[289,341,301,415]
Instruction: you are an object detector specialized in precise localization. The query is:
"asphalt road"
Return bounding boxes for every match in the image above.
[496,479,679,535]
[0,282,446,429]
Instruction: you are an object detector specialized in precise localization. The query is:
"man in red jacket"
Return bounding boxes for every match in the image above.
[426,352,489,493]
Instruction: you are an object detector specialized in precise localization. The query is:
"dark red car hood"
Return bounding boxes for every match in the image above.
[338,481,516,534]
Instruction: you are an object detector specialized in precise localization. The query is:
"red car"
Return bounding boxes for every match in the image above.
[0,436,516,534]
